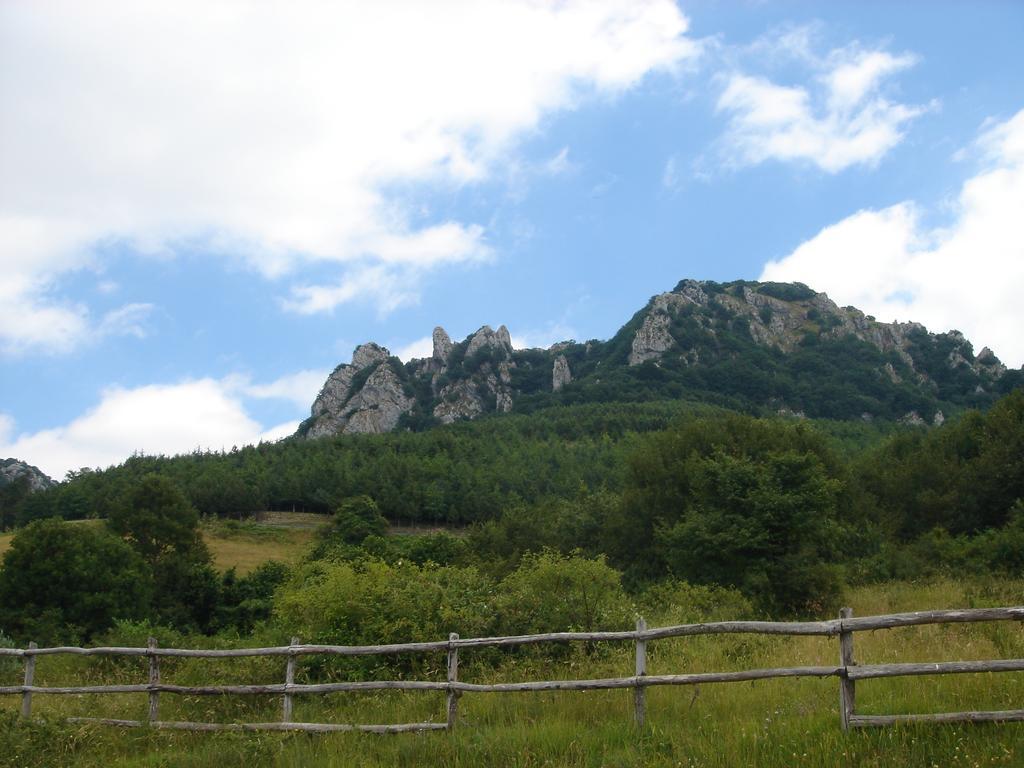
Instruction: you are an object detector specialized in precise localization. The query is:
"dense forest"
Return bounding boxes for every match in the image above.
[1,387,1022,651]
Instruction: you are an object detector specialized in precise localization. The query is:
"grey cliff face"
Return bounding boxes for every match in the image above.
[302,323,522,439]
[433,326,516,422]
[434,379,485,424]
[552,355,572,392]
[305,343,414,438]
[627,281,1008,387]
[465,325,513,358]
[0,458,55,492]
[629,311,674,365]
[298,278,1014,441]
[432,327,453,363]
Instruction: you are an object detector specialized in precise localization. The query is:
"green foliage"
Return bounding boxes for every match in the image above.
[216,561,291,633]
[273,558,495,674]
[613,413,849,615]
[322,495,388,546]
[151,548,221,633]
[0,629,18,675]
[0,475,30,530]
[637,580,754,623]
[754,281,817,302]
[467,490,617,576]
[494,551,632,634]
[857,388,1024,537]
[108,474,201,563]
[392,531,471,567]
[0,519,151,642]
[187,465,265,518]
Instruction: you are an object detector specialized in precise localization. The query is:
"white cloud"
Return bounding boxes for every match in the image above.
[96,303,155,340]
[394,336,435,363]
[0,368,335,478]
[0,269,154,354]
[0,0,697,350]
[543,147,574,176]
[0,380,267,479]
[258,421,301,444]
[662,155,681,190]
[717,41,928,172]
[237,370,329,408]
[761,108,1024,368]
[512,322,579,351]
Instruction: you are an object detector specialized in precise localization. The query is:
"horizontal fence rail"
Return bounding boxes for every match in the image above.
[1,607,1022,733]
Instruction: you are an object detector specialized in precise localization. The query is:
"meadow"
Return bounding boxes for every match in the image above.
[2,578,1023,767]
[0,515,319,576]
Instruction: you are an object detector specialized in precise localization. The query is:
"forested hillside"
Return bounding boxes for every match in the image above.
[299,280,1022,439]
[1,387,1021,641]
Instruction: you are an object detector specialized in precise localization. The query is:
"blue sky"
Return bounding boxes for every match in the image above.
[2,1,1023,479]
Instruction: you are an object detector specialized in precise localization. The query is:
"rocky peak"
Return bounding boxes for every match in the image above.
[1,458,55,492]
[303,342,410,438]
[466,325,514,359]
[297,278,1019,441]
[432,327,453,363]
[626,280,1011,392]
[352,342,390,370]
[552,355,572,392]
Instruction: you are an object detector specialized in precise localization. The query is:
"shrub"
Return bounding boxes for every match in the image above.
[494,551,632,635]
[638,580,754,624]
[0,519,152,642]
[273,558,496,675]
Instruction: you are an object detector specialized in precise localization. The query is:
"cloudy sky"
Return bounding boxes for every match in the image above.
[2,1,1023,478]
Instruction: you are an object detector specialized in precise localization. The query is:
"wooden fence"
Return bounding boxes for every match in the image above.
[2,606,1024,733]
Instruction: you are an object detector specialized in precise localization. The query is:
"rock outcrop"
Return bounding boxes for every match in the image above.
[304,343,413,438]
[432,327,453,364]
[0,458,55,491]
[629,312,674,365]
[298,279,1018,440]
[432,325,515,424]
[627,280,1006,387]
[552,355,572,391]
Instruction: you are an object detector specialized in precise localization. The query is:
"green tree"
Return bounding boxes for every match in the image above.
[323,495,388,546]
[0,475,31,530]
[108,474,201,563]
[615,413,849,615]
[0,520,151,642]
[495,551,632,634]
[109,474,220,632]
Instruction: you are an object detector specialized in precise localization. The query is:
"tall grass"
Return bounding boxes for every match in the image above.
[3,578,1024,767]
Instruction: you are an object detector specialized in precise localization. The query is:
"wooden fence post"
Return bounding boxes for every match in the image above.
[147,637,160,724]
[447,633,459,730]
[21,641,36,718]
[839,607,856,731]
[635,617,647,727]
[283,636,299,723]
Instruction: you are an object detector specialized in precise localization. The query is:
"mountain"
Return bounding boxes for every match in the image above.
[297,279,1020,439]
[0,458,56,492]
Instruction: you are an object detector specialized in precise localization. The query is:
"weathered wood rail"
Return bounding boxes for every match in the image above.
[1,607,1022,733]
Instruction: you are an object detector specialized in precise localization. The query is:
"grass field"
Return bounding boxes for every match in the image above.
[0,515,322,574]
[202,517,320,574]
[2,578,1024,767]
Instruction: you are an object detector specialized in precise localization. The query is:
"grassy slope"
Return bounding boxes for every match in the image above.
[2,579,1024,767]
[0,516,322,574]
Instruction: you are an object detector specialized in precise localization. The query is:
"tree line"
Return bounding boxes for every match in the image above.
[0,389,1021,646]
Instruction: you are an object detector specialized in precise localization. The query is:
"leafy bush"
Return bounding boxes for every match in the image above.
[755,282,817,302]
[638,580,754,624]
[0,520,152,642]
[614,413,849,616]
[315,495,388,553]
[274,558,496,675]
[494,551,632,635]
